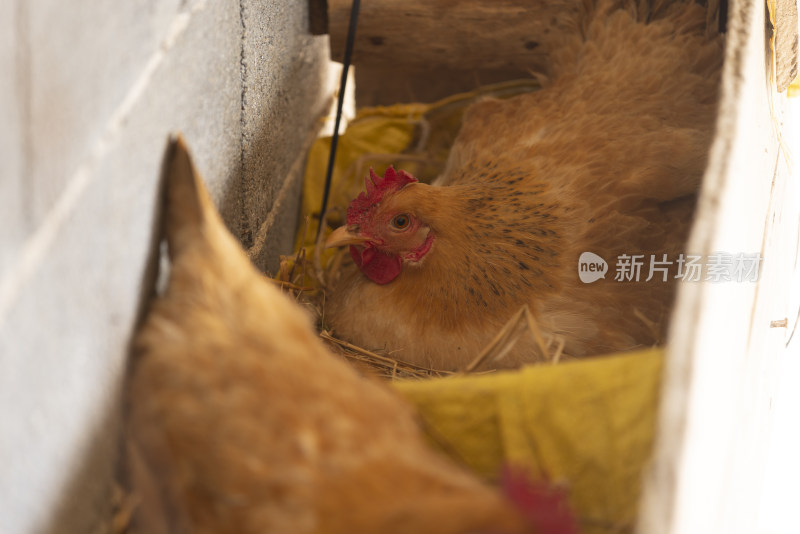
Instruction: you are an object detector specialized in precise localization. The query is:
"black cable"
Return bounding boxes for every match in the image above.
[316,0,361,241]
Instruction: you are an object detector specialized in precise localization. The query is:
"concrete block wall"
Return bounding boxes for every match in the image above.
[0,1,331,533]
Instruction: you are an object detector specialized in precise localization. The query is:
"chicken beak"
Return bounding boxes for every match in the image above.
[324,226,371,248]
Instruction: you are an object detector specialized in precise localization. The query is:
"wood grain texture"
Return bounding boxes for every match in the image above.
[773,0,799,92]
[328,0,581,71]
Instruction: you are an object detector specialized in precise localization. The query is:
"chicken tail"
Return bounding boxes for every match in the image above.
[161,135,214,260]
[158,134,252,294]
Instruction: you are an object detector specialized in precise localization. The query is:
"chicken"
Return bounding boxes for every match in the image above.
[324,0,723,370]
[124,137,576,534]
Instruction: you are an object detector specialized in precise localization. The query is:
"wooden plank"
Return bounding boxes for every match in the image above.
[327,0,575,71]
[309,0,328,35]
[638,0,796,532]
[773,0,799,92]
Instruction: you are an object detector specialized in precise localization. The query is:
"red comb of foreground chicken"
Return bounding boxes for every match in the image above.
[125,136,578,534]
[325,0,723,371]
[503,470,579,534]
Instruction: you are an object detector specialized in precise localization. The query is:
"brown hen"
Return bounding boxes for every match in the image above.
[325,0,723,370]
[124,137,573,534]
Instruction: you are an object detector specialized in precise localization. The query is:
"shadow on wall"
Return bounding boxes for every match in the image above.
[235,3,333,275]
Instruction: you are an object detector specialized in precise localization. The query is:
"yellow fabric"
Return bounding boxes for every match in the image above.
[393,348,663,534]
[788,73,800,98]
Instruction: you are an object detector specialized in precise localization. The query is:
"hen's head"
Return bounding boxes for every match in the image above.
[325,167,435,285]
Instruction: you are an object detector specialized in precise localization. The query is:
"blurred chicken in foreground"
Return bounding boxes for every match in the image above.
[124,137,577,534]
[325,0,723,370]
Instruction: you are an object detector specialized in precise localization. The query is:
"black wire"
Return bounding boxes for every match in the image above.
[316,0,361,241]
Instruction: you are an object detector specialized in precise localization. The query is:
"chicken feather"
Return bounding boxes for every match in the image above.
[125,137,555,534]
[326,0,723,370]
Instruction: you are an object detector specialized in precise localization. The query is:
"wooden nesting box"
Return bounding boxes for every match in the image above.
[316,0,570,104]
[309,1,800,534]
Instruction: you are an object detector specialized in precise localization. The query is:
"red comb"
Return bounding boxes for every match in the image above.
[346,167,418,225]
[502,468,579,534]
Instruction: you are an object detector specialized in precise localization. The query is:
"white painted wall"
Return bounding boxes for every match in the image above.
[0,2,331,533]
[639,0,800,532]
[755,88,800,534]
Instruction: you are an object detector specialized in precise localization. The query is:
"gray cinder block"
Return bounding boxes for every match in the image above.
[240,0,330,272]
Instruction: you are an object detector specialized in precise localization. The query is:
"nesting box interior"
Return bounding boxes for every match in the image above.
[2,0,799,533]
[295,0,800,533]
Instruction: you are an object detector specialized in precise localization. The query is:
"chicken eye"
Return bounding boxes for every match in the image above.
[391,214,411,230]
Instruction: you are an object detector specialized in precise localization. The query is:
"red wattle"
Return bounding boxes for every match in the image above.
[350,245,402,285]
